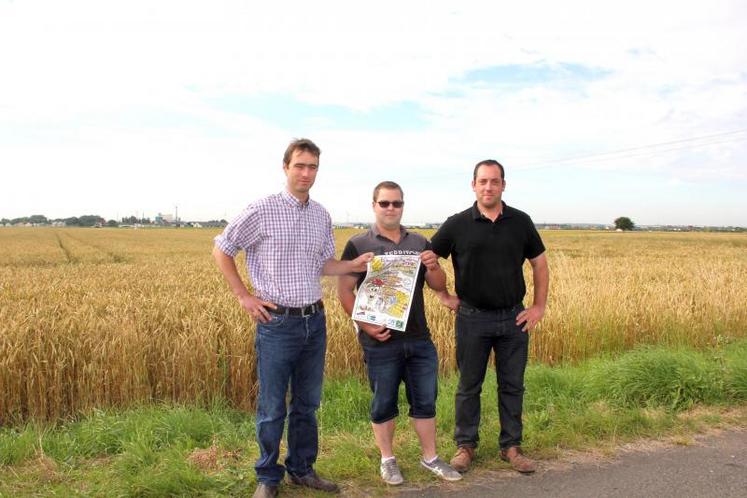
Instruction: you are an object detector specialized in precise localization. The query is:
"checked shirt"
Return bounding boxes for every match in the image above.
[214,189,335,307]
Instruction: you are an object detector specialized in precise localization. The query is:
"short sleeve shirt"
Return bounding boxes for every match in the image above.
[214,190,335,307]
[341,226,431,346]
[431,201,545,310]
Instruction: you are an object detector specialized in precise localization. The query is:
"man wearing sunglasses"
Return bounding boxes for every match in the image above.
[429,160,549,475]
[213,138,373,498]
[337,181,462,486]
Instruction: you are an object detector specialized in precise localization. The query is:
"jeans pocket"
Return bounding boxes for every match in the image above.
[260,313,287,330]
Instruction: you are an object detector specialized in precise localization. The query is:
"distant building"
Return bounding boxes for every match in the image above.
[155,213,175,225]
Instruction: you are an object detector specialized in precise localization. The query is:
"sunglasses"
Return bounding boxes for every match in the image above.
[376,200,404,208]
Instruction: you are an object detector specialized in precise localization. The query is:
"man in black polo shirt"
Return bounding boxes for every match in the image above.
[430,160,549,474]
[337,181,462,486]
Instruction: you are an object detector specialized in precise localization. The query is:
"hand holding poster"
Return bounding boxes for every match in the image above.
[351,255,420,331]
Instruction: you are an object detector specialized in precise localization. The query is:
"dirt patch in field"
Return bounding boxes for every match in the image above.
[186,444,242,472]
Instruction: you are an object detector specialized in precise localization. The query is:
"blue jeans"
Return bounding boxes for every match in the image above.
[454,303,528,450]
[362,338,438,424]
[254,310,326,485]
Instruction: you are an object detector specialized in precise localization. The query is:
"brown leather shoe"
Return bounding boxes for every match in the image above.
[449,446,475,472]
[500,446,537,473]
[289,469,340,493]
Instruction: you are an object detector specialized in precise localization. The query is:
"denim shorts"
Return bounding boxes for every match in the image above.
[362,338,438,424]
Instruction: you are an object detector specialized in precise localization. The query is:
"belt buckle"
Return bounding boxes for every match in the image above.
[301,303,314,317]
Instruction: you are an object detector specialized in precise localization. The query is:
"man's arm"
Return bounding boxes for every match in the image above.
[336,274,391,342]
[420,250,446,292]
[428,222,461,311]
[516,252,549,332]
[212,245,277,323]
[323,252,374,276]
[421,249,459,311]
[435,289,460,311]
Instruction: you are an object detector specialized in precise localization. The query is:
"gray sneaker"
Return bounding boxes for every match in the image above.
[380,458,404,485]
[421,457,463,481]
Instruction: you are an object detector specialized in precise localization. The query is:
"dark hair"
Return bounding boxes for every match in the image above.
[473,159,505,181]
[372,181,404,202]
[283,138,321,166]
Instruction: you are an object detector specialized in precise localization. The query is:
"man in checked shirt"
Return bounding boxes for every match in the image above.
[213,138,372,498]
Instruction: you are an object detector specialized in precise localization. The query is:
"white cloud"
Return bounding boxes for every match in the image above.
[1,0,746,225]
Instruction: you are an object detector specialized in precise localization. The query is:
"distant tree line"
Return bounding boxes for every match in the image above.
[120,216,152,225]
[2,215,228,228]
[2,215,50,225]
[202,220,229,228]
[2,214,106,227]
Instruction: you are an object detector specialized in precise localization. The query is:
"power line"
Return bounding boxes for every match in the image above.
[567,136,747,165]
[418,129,747,181]
[519,129,747,171]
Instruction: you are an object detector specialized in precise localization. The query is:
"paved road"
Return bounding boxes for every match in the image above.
[396,429,747,498]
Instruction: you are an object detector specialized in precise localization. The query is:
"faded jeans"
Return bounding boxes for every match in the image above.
[254,310,326,485]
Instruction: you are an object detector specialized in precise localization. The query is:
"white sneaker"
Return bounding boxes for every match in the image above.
[380,458,404,485]
[421,457,463,481]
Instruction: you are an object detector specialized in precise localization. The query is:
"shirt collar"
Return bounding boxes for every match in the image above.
[281,189,309,209]
[471,201,513,221]
[371,224,408,242]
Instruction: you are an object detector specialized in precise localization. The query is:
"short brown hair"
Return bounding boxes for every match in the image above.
[372,181,403,202]
[283,138,321,166]
[473,159,505,181]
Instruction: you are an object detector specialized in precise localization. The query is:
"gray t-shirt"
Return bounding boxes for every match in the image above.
[340,226,431,347]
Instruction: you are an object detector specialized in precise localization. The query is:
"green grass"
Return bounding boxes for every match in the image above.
[1,340,746,497]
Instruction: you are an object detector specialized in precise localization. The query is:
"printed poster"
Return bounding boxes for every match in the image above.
[352,254,420,331]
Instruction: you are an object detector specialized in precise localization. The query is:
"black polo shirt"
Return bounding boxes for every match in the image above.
[340,226,431,346]
[431,201,545,310]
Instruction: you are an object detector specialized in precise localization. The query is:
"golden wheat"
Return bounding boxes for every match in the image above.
[1,227,745,423]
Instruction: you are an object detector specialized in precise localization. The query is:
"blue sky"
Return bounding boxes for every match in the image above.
[1,0,746,226]
[206,94,429,132]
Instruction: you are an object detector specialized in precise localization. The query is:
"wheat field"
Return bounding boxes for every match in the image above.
[1,227,746,423]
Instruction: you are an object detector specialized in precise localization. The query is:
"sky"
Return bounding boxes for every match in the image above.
[1,0,746,226]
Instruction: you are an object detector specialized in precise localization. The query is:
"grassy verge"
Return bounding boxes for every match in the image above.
[1,340,746,497]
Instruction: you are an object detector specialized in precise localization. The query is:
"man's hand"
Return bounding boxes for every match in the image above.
[350,252,374,273]
[436,291,460,312]
[516,304,545,332]
[420,250,440,271]
[238,294,277,323]
[357,322,391,342]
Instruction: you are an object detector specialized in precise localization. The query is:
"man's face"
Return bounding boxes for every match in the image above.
[283,150,319,198]
[471,164,505,209]
[373,188,404,230]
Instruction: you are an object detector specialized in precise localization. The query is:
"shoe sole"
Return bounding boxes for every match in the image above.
[435,473,463,482]
[289,479,340,492]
